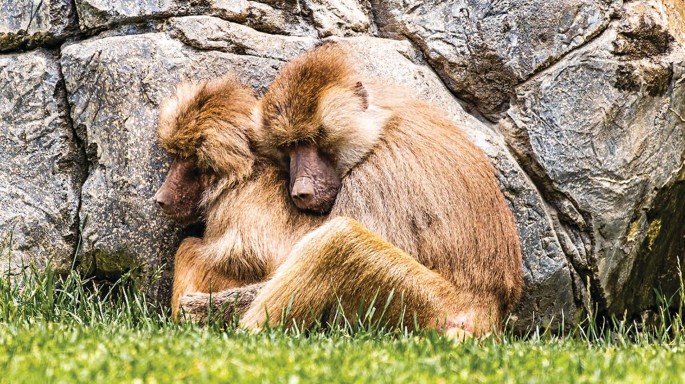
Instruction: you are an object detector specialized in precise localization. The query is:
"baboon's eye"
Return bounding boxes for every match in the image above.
[274,145,290,169]
[190,166,202,178]
[280,153,290,169]
[314,126,326,139]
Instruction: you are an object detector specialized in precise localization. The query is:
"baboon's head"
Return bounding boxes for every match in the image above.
[257,43,382,213]
[155,76,257,225]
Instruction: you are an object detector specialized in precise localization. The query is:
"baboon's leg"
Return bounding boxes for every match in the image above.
[240,217,499,336]
[171,237,241,319]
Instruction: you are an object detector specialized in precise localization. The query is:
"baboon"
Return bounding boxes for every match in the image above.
[245,42,523,336]
[154,76,324,317]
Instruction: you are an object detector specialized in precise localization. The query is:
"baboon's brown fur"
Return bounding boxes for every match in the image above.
[251,43,524,335]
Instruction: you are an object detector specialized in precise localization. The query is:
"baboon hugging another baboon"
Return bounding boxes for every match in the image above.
[155,43,523,337]
[154,76,325,318]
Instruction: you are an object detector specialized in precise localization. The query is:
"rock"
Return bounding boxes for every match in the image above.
[373,0,620,116]
[505,1,685,316]
[74,0,195,31]
[0,0,77,51]
[0,49,84,276]
[74,0,315,35]
[74,0,370,37]
[165,16,316,61]
[303,0,373,37]
[179,282,265,324]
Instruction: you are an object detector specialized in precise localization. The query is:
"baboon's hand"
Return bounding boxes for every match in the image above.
[178,283,266,326]
[178,292,213,324]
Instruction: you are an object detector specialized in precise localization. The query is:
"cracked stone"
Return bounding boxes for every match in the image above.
[74,0,373,37]
[0,0,78,51]
[505,1,685,316]
[372,0,620,116]
[0,49,84,276]
[165,16,316,61]
[303,0,373,37]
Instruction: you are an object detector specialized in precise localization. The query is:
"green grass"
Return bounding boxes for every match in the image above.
[3,263,685,383]
[4,323,685,383]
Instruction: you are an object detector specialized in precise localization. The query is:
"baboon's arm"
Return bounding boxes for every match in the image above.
[171,237,244,319]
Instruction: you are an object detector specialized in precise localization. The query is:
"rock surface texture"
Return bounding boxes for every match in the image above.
[0,0,683,329]
[0,0,77,51]
[0,49,84,275]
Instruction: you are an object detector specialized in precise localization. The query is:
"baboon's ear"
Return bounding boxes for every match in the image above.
[354,81,369,111]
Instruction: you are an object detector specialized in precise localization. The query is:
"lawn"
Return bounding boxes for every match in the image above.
[2,267,685,383]
[4,324,685,383]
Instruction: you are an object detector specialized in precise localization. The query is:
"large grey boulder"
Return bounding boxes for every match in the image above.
[0,49,84,276]
[0,0,77,51]
[165,16,316,61]
[74,0,315,35]
[304,0,373,37]
[373,0,620,116]
[504,1,685,316]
